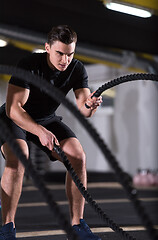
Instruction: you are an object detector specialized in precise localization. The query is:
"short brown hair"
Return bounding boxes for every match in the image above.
[47,25,77,45]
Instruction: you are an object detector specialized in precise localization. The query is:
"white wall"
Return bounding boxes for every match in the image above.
[138,81,158,170]
[113,80,158,175]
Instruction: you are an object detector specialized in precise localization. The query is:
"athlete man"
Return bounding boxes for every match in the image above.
[0,25,102,240]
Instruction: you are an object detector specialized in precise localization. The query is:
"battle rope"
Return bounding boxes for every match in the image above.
[0,65,157,240]
[0,119,79,240]
[88,73,158,99]
[85,73,158,108]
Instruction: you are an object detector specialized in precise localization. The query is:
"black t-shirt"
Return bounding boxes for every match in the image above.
[7,52,89,122]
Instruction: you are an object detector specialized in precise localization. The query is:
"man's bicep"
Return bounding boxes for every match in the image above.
[6,84,30,114]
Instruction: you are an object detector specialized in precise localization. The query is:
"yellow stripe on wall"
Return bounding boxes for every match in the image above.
[120,0,158,11]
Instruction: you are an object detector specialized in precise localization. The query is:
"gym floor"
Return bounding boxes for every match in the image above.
[1,172,157,240]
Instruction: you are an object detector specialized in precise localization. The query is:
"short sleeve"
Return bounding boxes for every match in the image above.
[72,61,89,91]
[9,57,31,89]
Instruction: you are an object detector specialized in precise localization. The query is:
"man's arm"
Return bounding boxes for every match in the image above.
[6,84,59,150]
[74,88,102,118]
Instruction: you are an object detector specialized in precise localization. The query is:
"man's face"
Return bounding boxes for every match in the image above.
[45,40,76,71]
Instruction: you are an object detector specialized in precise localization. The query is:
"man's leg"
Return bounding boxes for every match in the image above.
[56,138,101,240]
[0,139,29,227]
[59,137,87,226]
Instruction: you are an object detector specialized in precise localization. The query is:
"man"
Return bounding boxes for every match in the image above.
[0,25,102,240]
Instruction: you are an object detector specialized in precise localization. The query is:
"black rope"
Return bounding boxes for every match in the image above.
[0,119,79,240]
[85,73,158,108]
[0,65,157,240]
[92,73,158,97]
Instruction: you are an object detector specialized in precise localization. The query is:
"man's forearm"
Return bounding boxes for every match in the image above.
[6,105,42,137]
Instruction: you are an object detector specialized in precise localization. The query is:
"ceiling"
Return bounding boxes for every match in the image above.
[0,0,158,71]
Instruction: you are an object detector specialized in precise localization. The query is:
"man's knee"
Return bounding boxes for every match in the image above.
[61,138,86,169]
[72,149,86,170]
[2,140,29,173]
[6,155,25,172]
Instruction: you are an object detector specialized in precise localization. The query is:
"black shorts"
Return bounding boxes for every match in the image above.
[0,113,77,161]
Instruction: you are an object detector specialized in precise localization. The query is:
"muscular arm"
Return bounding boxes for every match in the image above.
[6,84,59,150]
[74,88,102,118]
[6,84,38,134]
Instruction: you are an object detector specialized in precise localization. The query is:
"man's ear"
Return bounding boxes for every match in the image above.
[45,43,50,53]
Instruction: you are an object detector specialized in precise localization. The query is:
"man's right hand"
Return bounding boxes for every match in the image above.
[38,125,59,151]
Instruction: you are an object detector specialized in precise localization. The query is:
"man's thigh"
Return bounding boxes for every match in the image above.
[0,114,28,160]
[61,138,84,155]
[1,139,29,162]
[27,119,78,162]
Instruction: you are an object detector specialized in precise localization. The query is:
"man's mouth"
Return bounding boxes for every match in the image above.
[59,63,67,68]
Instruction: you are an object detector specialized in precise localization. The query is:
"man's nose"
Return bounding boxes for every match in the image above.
[62,54,68,63]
